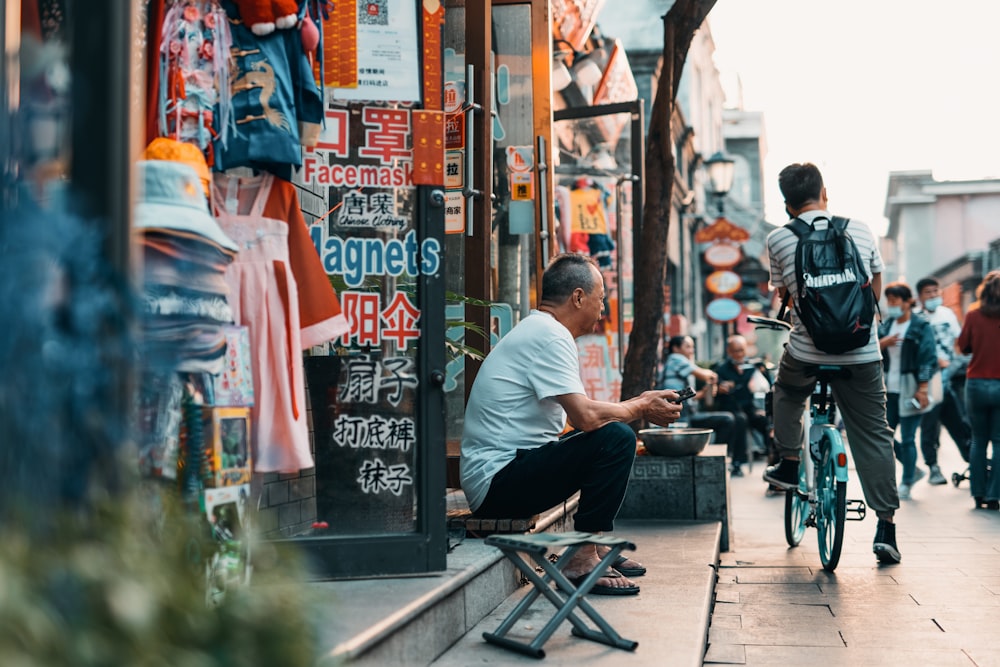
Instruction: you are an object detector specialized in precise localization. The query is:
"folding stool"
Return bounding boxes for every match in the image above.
[482,531,639,659]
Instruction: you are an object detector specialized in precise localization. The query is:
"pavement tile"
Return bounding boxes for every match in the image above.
[738,645,975,666]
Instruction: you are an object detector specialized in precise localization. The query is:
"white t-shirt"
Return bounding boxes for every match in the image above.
[885,318,910,393]
[460,310,586,511]
[766,210,884,365]
[918,305,962,363]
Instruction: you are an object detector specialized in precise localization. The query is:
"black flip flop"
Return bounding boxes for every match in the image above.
[613,555,647,577]
[567,570,640,596]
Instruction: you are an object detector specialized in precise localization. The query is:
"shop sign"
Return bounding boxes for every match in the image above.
[706,297,742,323]
[304,106,415,188]
[551,0,607,52]
[311,226,441,288]
[694,217,751,244]
[445,151,463,189]
[506,146,534,202]
[331,0,420,102]
[444,190,464,234]
[577,333,622,402]
[705,270,743,296]
[569,186,608,234]
[703,242,742,269]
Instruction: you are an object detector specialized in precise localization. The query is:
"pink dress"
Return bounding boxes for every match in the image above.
[213,173,348,472]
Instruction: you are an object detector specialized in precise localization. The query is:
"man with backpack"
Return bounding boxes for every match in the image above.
[763,163,901,564]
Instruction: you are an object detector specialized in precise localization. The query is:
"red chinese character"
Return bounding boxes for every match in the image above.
[340,292,382,346]
[381,291,421,350]
[358,107,411,164]
[580,343,604,369]
[313,109,350,157]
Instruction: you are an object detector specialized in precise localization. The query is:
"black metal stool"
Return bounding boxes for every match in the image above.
[482,531,639,659]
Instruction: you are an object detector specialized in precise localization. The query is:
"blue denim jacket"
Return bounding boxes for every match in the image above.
[878,312,938,383]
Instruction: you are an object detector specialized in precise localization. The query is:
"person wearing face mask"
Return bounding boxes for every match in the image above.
[878,282,940,500]
[915,276,973,482]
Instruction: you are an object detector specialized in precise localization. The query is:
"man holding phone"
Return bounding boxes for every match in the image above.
[461,253,683,595]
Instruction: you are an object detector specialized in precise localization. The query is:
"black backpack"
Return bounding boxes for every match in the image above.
[784,216,876,354]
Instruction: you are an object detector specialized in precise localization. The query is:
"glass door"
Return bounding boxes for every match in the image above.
[441,0,552,486]
[553,101,645,400]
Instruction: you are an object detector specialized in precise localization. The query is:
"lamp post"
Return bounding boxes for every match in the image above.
[703,150,735,217]
[702,150,737,346]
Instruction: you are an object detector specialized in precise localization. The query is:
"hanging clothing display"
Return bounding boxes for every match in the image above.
[214,0,323,178]
[212,172,348,472]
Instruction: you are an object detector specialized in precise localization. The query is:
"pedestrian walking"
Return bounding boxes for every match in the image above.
[878,281,939,500]
[915,277,973,480]
[763,162,901,564]
[956,270,1000,510]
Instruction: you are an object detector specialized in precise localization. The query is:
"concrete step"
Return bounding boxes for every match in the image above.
[432,520,721,666]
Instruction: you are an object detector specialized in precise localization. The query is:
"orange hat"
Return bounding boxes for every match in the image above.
[143,138,211,199]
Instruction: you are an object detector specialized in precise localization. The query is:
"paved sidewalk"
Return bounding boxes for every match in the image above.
[707,432,1000,666]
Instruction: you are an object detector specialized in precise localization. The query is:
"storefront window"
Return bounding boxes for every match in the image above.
[553,107,640,401]
[298,101,431,532]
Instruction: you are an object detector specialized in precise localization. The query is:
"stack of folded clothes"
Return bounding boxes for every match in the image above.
[134,157,238,374]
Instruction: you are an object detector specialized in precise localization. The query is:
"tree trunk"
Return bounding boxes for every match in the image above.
[620,0,717,403]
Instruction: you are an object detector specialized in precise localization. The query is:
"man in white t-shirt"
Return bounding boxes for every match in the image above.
[915,276,973,480]
[461,253,683,595]
[763,163,901,565]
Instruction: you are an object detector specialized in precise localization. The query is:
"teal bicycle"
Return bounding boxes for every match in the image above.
[749,317,867,572]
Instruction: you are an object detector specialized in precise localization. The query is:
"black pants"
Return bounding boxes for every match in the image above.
[689,411,736,452]
[475,422,636,533]
[920,383,972,465]
[726,409,767,466]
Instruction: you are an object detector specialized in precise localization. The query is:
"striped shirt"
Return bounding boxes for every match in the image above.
[766,210,884,365]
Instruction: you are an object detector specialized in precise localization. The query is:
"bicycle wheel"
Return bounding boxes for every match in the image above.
[815,437,847,571]
[783,461,808,547]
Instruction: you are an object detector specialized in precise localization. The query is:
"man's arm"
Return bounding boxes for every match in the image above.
[556,390,683,432]
[871,272,882,301]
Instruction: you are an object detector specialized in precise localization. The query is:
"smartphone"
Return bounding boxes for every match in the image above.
[674,387,696,403]
[909,397,922,409]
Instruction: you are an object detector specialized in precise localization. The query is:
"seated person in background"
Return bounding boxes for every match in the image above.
[714,335,771,476]
[658,335,742,474]
[461,253,683,596]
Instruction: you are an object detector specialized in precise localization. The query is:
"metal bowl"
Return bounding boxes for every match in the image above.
[638,427,713,457]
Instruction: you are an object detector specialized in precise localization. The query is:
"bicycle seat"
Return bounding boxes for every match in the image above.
[803,364,853,381]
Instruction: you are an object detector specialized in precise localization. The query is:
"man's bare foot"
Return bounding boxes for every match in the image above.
[562,544,639,591]
[596,545,646,576]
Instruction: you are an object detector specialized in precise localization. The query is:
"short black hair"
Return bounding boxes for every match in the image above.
[884,281,913,303]
[778,163,824,210]
[541,253,598,303]
[668,335,689,353]
[915,276,939,294]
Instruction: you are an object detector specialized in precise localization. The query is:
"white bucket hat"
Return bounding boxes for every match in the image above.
[134,160,238,253]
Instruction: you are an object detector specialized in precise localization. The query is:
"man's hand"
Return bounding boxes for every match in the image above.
[638,389,684,427]
[938,358,950,370]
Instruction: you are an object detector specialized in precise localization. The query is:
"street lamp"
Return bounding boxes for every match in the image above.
[704,150,735,216]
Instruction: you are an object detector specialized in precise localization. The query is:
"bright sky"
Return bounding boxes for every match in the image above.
[708,0,1000,237]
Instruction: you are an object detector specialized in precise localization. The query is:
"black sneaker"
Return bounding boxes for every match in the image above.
[873,518,901,564]
[762,458,799,490]
[730,464,744,477]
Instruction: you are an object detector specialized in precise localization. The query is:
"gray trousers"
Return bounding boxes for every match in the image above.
[773,353,899,517]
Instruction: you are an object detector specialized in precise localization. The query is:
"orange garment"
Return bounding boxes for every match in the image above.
[212,172,348,472]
